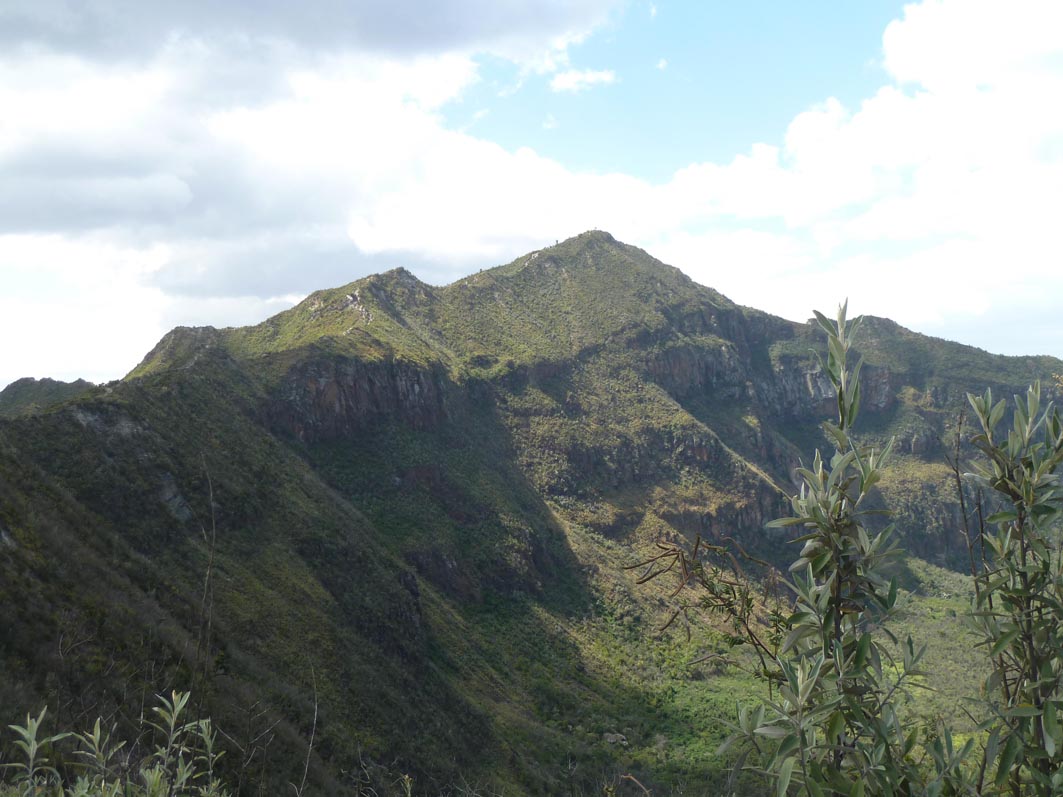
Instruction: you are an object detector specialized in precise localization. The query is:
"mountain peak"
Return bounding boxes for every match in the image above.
[130,233,730,378]
[126,325,224,379]
[564,229,616,244]
[380,266,426,285]
[548,229,622,257]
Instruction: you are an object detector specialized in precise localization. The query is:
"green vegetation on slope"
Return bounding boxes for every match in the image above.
[0,377,93,418]
[3,232,1062,794]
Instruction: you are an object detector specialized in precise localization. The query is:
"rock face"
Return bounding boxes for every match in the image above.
[268,357,448,441]
[739,360,832,420]
[861,365,896,412]
[646,343,747,401]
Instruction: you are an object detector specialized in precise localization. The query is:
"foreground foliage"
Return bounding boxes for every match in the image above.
[965,381,1063,794]
[1,692,228,797]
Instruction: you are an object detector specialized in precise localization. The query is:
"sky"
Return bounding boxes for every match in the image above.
[2,0,1063,389]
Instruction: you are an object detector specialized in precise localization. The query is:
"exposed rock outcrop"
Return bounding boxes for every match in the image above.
[268,357,448,442]
[646,343,747,401]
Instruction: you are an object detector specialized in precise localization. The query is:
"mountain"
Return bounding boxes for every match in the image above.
[1,231,1060,794]
[0,377,93,418]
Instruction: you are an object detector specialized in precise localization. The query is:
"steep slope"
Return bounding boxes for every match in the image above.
[0,352,493,793]
[2,231,1062,794]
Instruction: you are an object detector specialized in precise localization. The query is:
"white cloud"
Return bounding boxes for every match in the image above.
[0,0,622,65]
[882,0,1063,93]
[0,234,169,384]
[656,58,668,70]
[549,68,616,93]
[3,0,1063,388]
[636,1,1063,354]
[543,113,558,130]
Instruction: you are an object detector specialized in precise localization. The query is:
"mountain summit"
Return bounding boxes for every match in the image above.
[133,231,731,378]
[2,233,1060,793]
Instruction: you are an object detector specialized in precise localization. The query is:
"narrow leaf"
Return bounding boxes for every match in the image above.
[778,756,796,797]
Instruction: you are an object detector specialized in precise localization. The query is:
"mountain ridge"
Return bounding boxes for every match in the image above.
[0,376,94,418]
[3,231,1061,794]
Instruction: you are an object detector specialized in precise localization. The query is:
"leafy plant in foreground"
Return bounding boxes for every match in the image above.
[641,305,992,794]
[965,384,1063,795]
[717,304,977,796]
[2,706,70,793]
[1,691,228,797]
[665,304,1063,796]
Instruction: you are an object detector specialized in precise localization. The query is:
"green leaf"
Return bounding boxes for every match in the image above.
[755,724,791,739]
[847,369,862,425]
[823,422,849,452]
[1044,703,1060,749]
[776,733,799,761]
[777,756,795,797]
[1006,704,1041,718]
[986,510,1018,525]
[854,633,871,669]
[996,733,1022,787]
[984,728,1000,775]
[988,398,1007,431]
[989,629,1020,658]
[827,711,845,745]
[828,336,845,378]
[717,733,741,756]
[781,625,811,654]
[904,726,919,756]
[1044,713,1057,758]
[810,550,832,573]
[812,309,835,338]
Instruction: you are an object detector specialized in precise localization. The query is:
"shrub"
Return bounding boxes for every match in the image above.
[1,691,229,797]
